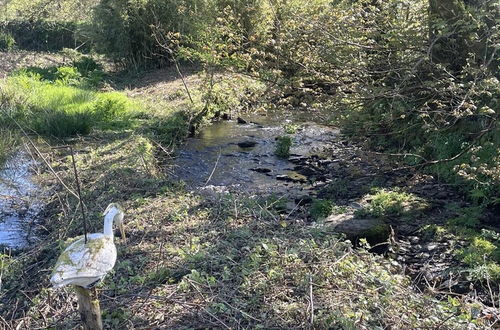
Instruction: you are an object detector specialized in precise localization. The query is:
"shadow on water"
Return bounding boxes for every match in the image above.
[0,151,43,249]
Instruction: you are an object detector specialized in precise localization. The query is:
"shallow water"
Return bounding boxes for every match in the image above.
[173,113,339,196]
[0,151,42,248]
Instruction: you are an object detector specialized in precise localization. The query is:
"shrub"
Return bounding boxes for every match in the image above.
[458,236,500,282]
[55,66,82,85]
[73,56,102,76]
[88,0,211,67]
[0,21,86,52]
[0,31,15,51]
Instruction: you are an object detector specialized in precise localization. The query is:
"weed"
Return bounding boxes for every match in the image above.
[0,129,18,165]
[357,188,415,218]
[319,177,352,199]
[275,135,293,159]
[458,236,500,282]
[448,206,482,229]
[283,123,299,134]
[310,199,333,220]
[55,66,81,85]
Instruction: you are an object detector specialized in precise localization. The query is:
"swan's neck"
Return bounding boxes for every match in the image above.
[103,210,118,237]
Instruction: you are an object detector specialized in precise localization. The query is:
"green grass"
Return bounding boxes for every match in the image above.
[1,72,140,137]
[0,129,18,165]
[356,188,417,218]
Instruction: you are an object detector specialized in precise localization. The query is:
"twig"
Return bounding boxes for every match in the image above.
[52,145,88,243]
[150,20,194,104]
[308,274,314,327]
[204,148,222,186]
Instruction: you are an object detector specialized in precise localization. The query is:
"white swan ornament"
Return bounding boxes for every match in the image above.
[50,203,125,288]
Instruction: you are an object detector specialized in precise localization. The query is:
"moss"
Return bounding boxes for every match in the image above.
[356,189,425,219]
[360,223,391,244]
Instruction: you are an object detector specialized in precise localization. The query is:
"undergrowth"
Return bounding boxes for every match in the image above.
[0,133,489,327]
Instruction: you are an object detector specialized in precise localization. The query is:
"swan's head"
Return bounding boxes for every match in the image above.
[104,203,126,242]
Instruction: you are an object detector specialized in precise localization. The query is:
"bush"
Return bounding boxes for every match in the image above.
[55,66,81,85]
[73,56,102,76]
[0,21,87,52]
[14,59,104,88]
[0,31,15,50]
[88,0,211,67]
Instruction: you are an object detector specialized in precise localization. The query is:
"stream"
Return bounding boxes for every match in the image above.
[172,113,340,198]
[0,151,42,249]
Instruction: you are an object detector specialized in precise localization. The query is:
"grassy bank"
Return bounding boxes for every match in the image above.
[0,130,489,328]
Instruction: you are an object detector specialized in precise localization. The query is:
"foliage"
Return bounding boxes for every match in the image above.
[178,0,499,204]
[458,236,500,282]
[0,31,16,51]
[0,21,88,52]
[274,135,292,158]
[16,55,104,88]
[357,189,416,218]
[309,199,333,220]
[0,0,98,22]
[283,123,299,134]
[87,0,211,67]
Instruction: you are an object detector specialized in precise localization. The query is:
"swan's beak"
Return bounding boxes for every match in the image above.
[119,221,127,243]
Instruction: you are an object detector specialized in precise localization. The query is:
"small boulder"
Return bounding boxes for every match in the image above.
[237,117,248,124]
[250,168,272,174]
[325,213,390,244]
[237,141,258,148]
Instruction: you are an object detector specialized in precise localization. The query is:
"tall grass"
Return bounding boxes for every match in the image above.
[0,130,18,166]
[1,72,140,137]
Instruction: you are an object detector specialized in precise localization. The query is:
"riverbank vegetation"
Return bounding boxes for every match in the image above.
[0,0,498,328]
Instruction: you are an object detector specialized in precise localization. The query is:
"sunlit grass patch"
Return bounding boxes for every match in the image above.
[356,188,427,218]
[1,72,141,137]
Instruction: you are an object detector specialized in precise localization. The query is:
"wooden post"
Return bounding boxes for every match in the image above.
[74,286,103,330]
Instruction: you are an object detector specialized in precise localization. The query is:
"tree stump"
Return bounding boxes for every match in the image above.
[74,286,103,330]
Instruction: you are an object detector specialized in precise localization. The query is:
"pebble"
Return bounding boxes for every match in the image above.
[409,236,420,243]
[416,252,431,259]
[426,243,438,251]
